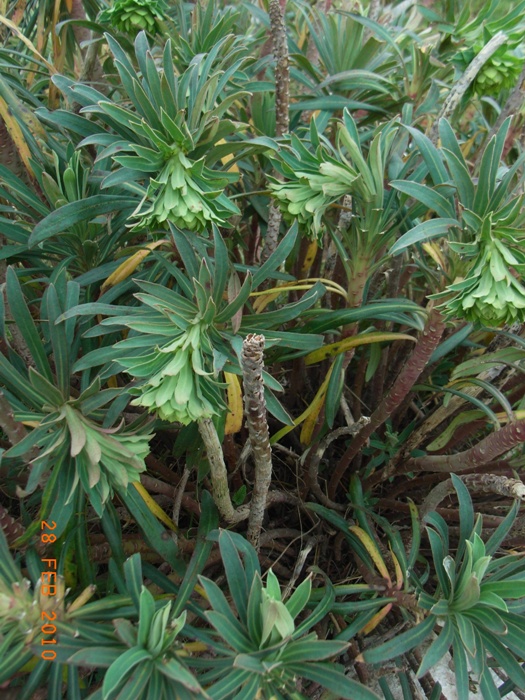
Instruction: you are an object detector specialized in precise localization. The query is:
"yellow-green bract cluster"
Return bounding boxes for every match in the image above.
[131,151,239,232]
[63,405,152,514]
[442,238,525,326]
[122,325,222,425]
[269,129,359,237]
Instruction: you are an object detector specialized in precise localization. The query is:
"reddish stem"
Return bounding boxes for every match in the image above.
[328,307,445,498]
[402,419,525,473]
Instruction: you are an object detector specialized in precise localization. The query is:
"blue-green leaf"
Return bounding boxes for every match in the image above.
[29,196,138,246]
[390,219,459,255]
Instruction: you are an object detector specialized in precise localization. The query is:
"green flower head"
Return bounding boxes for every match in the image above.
[270,115,376,239]
[441,239,525,326]
[0,575,67,644]
[62,405,152,515]
[457,43,524,97]
[121,324,225,425]
[99,0,166,35]
[130,152,239,233]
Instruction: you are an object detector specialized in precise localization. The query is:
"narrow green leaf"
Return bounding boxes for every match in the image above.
[452,634,470,700]
[211,225,228,307]
[118,487,185,576]
[290,662,381,700]
[478,665,500,700]
[246,575,264,646]
[0,640,33,684]
[456,615,477,657]
[157,657,202,690]
[172,491,217,617]
[67,646,122,667]
[102,647,151,697]
[481,580,525,598]
[405,125,449,184]
[451,474,474,562]
[390,218,459,255]
[441,149,475,209]
[138,586,156,648]
[218,529,249,624]
[29,196,138,246]
[485,499,520,556]
[294,577,335,638]
[199,575,244,624]
[115,663,153,698]
[280,638,348,663]
[207,668,252,700]
[6,267,52,380]
[205,611,253,652]
[215,272,252,324]
[362,615,435,664]
[325,352,345,428]
[252,222,298,288]
[417,619,454,677]
[391,180,455,218]
[285,576,312,620]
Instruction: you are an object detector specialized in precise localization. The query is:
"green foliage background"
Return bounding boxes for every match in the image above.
[0,0,524,697]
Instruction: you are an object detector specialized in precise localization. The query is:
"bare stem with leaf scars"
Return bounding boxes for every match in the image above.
[242,334,273,550]
[261,0,289,263]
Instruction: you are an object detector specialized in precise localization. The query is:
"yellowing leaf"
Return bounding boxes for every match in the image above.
[301,240,318,276]
[253,289,282,313]
[390,548,403,588]
[10,0,25,25]
[426,410,483,451]
[349,525,391,582]
[62,547,78,589]
[361,603,393,635]
[305,332,416,365]
[271,364,334,445]
[107,375,119,389]
[216,138,239,173]
[422,241,447,270]
[224,371,243,435]
[132,482,178,532]
[101,240,167,292]
[251,278,346,313]
[67,584,96,614]
[19,657,41,673]
[300,367,334,445]
[461,133,477,159]
[182,641,208,653]
[0,97,34,178]
[297,24,307,49]
[0,15,56,73]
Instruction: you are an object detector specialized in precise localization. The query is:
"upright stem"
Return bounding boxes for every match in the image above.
[261,0,290,263]
[328,306,445,498]
[269,0,290,137]
[197,418,247,523]
[242,334,273,550]
[475,62,525,166]
[428,31,508,145]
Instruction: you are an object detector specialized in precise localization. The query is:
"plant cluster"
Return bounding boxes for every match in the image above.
[0,0,524,698]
